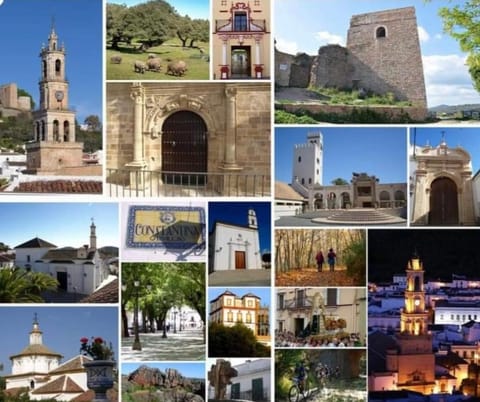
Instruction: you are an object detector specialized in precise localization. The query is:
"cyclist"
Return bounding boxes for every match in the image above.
[294,361,307,392]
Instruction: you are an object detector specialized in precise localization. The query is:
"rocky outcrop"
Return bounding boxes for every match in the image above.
[124,365,205,401]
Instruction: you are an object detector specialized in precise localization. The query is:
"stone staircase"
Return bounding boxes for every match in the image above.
[327,209,397,222]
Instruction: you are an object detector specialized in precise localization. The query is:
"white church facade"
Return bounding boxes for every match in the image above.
[14,220,112,296]
[208,209,262,272]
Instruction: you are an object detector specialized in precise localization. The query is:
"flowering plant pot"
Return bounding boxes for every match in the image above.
[80,337,114,361]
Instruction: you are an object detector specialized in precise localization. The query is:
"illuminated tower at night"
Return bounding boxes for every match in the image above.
[386,252,435,393]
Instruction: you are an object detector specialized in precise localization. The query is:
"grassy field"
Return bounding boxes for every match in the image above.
[106,38,210,80]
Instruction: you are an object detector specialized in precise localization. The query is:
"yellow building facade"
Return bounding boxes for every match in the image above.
[212,0,271,79]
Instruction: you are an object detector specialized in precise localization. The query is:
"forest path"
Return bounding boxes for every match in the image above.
[275,266,357,286]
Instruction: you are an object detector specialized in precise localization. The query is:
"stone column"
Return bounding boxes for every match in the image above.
[221,85,241,171]
[125,82,147,189]
[220,36,229,79]
[253,35,263,78]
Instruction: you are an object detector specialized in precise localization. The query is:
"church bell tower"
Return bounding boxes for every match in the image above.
[27,22,83,174]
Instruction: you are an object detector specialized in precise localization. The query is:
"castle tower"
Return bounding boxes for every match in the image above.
[247,208,258,229]
[6,314,62,390]
[89,218,97,251]
[386,252,435,392]
[292,131,323,187]
[346,7,427,107]
[26,23,84,174]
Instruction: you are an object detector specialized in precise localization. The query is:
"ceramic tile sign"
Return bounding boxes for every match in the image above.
[126,205,205,251]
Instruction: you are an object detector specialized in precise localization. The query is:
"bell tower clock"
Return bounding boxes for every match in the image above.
[27,22,83,174]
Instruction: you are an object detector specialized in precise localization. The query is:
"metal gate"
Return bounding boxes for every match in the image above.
[162,111,207,184]
[429,177,458,225]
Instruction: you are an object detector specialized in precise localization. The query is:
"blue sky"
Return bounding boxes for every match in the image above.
[107,0,210,19]
[0,0,102,123]
[411,127,480,173]
[122,362,205,378]
[208,287,271,309]
[209,202,271,254]
[275,127,407,185]
[275,0,480,106]
[0,203,118,249]
[0,307,118,373]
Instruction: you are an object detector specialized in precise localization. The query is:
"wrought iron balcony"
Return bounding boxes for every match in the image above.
[278,297,314,311]
[215,19,267,33]
[106,168,270,197]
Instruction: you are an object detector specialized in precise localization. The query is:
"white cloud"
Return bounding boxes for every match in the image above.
[417,26,430,43]
[423,54,480,106]
[314,31,345,47]
[275,37,299,55]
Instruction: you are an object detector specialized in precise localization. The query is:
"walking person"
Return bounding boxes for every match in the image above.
[327,248,336,272]
[315,250,324,272]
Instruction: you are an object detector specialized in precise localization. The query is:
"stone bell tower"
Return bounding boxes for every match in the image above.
[26,22,83,174]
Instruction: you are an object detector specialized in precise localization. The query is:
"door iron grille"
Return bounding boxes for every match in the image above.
[162,111,207,185]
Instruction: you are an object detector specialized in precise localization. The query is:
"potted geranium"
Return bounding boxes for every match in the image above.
[80,337,115,401]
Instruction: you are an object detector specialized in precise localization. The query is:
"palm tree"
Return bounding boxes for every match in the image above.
[0,268,58,303]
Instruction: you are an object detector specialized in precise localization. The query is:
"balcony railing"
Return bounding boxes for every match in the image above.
[216,19,267,33]
[280,297,314,310]
[106,168,270,197]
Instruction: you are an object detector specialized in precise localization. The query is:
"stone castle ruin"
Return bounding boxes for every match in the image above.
[276,6,427,108]
[0,83,31,117]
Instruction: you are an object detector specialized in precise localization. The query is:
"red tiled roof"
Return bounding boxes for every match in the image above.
[81,279,119,303]
[31,375,84,394]
[14,180,102,194]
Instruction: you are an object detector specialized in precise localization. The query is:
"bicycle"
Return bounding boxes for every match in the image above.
[288,375,309,402]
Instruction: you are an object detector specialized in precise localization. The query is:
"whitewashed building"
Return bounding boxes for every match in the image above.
[5,316,92,401]
[209,209,262,272]
[229,359,271,401]
[14,221,112,296]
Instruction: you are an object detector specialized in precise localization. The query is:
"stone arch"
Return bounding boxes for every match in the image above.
[41,120,46,141]
[35,121,40,141]
[327,192,337,209]
[379,190,391,208]
[394,190,406,207]
[53,120,60,141]
[55,59,62,76]
[376,26,387,38]
[340,192,351,208]
[161,110,208,182]
[429,176,458,225]
[314,193,324,210]
[63,121,70,142]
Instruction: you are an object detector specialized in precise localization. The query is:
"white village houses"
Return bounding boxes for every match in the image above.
[14,220,111,295]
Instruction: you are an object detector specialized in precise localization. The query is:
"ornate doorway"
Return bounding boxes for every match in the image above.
[429,177,458,225]
[231,46,251,77]
[162,111,207,184]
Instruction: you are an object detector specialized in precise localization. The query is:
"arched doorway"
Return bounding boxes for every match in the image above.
[314,194,323,210]
[231,46,251,78]
[341,192,351,209]
[429,177,458,225]
[379,191,390,208]
[162,111,207,184]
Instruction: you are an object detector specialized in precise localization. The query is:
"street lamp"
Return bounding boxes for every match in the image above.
[132,280,141,351]
[173,308,178,334]
[131,280,152,351]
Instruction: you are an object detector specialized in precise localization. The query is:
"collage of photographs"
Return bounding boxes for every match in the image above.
[0,0,479,401]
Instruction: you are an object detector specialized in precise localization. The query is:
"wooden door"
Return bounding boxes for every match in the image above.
[429,177,458,225]
[162,111,207,184]
[235,251,246,269]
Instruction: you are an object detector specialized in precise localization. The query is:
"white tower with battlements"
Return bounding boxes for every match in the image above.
[292,131,323,187]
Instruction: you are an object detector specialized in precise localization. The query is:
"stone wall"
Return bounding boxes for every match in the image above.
[275,7,427,107]
[106,82,271,179]
[346,7,427,106]
[311,45,354,89]
[279,103,428,122]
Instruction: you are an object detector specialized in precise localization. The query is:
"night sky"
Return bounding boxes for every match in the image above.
[368,229,480,283]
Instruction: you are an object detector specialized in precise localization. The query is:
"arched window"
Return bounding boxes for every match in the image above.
[376,26,386,38]
[237,312,242,322]
[63,121,70,142]
[298,156,302,163]
[53,120,60,141]
[55,59,61,76]
[227,311,233,322]
[41,121,46,141]
[42,61,47,78]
